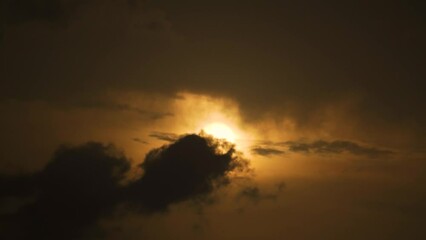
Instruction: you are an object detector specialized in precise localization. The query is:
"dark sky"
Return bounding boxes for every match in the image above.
[1,0,426,239]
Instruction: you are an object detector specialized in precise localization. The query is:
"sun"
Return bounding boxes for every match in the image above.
[203,122,237,143]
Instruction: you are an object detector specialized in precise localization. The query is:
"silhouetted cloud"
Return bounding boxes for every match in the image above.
[252,139,392,158]
[282,140,393,157]
[251,147,284,156]
[0,134,250,239]
[149,131,179,142]
[126,134,249,212]
[0,175,36,199]
[132,138,148,144]
[1,142,130,239]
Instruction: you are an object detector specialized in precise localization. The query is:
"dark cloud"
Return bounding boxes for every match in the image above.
[284,140,392,157]
[126,134,249,212]
[3,0,179,104]
[132,138,148,144]
[252,139,392,158]
[4,0,87,25]
[1,142,130,239]
[3,0,425,143]
[141,111,174,121]
[0,174,35,199]
[0,134,250,239]
[251,146,284,156]
[149,131,179,142]
[282,140,393,157]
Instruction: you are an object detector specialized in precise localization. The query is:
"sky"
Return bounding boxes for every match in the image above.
[1,0,426,239]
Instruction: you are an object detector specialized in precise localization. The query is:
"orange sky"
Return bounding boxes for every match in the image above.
[1,1,425,239]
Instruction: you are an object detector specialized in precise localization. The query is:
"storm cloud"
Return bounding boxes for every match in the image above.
[0,134,250,239]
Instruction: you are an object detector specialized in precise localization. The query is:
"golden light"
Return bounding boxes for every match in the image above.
[203,122,237,143]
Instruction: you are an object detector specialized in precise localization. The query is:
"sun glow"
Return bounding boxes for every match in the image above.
[203,122,237,143]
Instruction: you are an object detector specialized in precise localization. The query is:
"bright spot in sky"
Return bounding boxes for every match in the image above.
[203,122,237,143]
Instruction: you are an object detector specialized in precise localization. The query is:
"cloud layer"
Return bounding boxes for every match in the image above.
[3,0,425,146]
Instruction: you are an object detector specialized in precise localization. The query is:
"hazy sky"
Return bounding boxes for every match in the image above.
[1,0,426,239]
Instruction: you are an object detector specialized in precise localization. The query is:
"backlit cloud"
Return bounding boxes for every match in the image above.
[0,134,251,239]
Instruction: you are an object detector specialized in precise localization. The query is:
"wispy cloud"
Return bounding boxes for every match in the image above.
[252,139,392,158]
[251,147,284,156]
[132,138,148,144]
[149,132,179,142]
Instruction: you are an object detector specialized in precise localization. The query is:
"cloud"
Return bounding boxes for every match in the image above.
[3,0,181,104]
[0,134,250,239]
[4,0,87,25]
[241,187,280,202]
[126,134,249,212]
[282,140,392,157]
[237,182,285,204]
[252,139,392,158]
[282,140,393,157]
[1,142,130,239]
[251,146,285,156]
[132,138,148,144]
[3,0,425,145]
[149,131,179,142]
[0,174,35,199]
